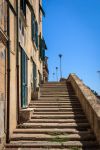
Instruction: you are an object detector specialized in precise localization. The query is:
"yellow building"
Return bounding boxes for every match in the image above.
[0,0,47,148]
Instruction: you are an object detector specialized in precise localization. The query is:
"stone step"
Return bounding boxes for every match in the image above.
[30,101,80,104]
[5,141,99,149]
[30,100,80,103]
[31,103,81,106]
[41,88,74,91]
[5,148,100,150]
[40,89,69,92]
[30,99,79,102]
[30,102,80,105]
[32,112,84,115]
[40,90,72,93]
[30,102,81,105]
[31,114,86,119]
[41,87,68,89]
[18,122,90,129]
[30,104,81,108]
[40,88,69,91]
[41,94,75,96]
[40,95,77,97]
[10,133,96,142]
[30,105,82,108]
[42,82,66,84]
[29,118,88,123]
[13,128,93,134]
[4,148,82,150]
[40,90,74,93]
[40,91,71,93]
[37,97,78,100]
[33,108,83,112]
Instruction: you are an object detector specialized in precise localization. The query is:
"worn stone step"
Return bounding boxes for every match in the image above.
[30,105,82,108]
[30,103,81,107]
[18,122,90,129]
[31,104,81,107]
[33,112,84,116]
[41,84,67,86]
[41,92,75,94]
[4,148,81,150]
[29,118,88,123]
[30,102,80,105]
[31,105,81,108]
[13,128,93,134]
[41,87,73,89]
[40,89,69,92]
[41,87,68,89]
[31,114,86,119]
[42,82,66,84]
[10,133,96,142]
[5,148,82,150]
[30,100,79,102]
[41,89,70,94]
[5,148,100,150]
[5,141,99,149]
[40,95,77,97]
[30,102,81,106]
[41,87,73,90]
[37,97,78,100]
[30,100,79,103]
[34,108,83,112]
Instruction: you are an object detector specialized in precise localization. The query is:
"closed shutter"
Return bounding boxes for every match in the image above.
[31,13,35,41]
[20,0,26,16]
[35,21,38,48]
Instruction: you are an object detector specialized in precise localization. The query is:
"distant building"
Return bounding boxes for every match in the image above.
[0,0,48,148]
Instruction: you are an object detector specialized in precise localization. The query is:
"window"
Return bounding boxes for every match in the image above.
[39,36,47,61]
[31,12,38,48]
[31,12,35,41]
[20,0,26,16]
[35,21,38,48]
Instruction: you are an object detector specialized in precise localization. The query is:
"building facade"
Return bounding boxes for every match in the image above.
[0,0,48,148]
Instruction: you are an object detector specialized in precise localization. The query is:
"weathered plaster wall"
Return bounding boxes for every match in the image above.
[9,8,17,135]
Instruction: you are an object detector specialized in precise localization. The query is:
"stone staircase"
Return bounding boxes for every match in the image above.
[5,81,100,150]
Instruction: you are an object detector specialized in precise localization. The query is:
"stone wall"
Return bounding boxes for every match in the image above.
[68,74,100,144]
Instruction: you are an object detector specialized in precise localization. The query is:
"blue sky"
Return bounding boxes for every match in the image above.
[42,0,100,94]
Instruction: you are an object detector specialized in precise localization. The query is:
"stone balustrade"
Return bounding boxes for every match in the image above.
[68,73,100,144]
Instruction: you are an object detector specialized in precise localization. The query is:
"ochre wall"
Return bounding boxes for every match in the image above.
[9,8,17,135]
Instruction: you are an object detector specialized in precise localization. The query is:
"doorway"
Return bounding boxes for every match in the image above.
[21,48,28,108]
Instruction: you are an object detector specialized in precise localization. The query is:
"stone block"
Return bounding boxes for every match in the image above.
[19,108,33,124]
[31,87,40,100]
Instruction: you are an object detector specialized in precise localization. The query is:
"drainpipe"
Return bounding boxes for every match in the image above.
[6,3,10,143]
[16,0,20,124]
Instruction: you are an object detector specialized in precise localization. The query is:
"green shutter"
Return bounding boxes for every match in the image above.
[39,37,46,61]
[35,21,38,48]
[31,14,38,48]
[31,13,35,41]
[20,0,26,16]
